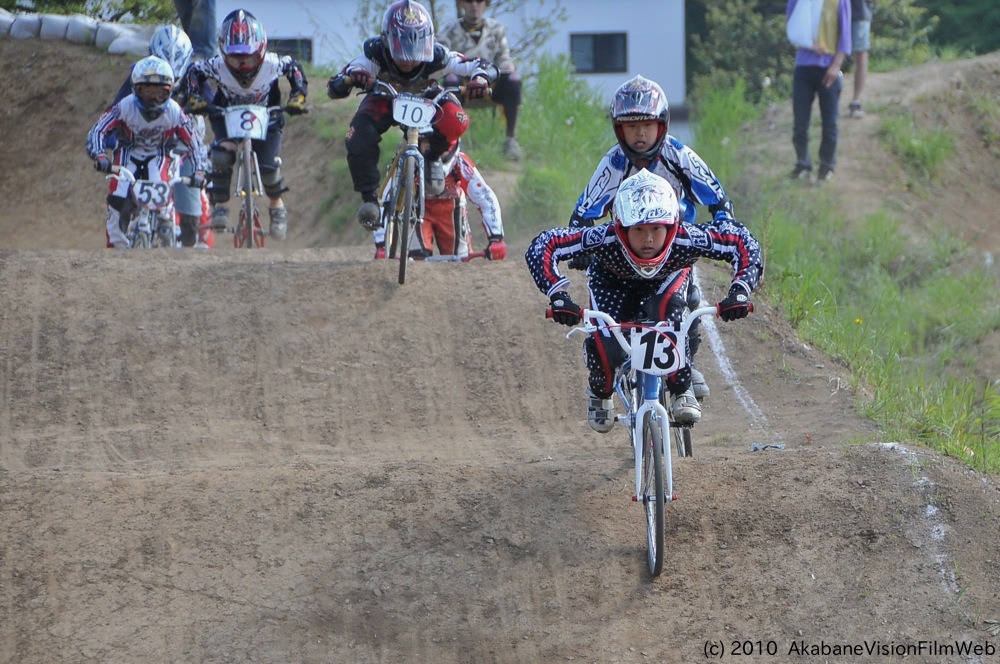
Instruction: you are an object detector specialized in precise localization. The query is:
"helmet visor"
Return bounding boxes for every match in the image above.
[386,26,434,63]
[225,52,263,75]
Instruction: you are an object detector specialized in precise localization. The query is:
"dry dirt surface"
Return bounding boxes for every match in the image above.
[1,39,998,663]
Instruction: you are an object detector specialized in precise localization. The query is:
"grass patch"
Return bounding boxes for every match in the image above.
[877,112,954,180]
[695,87,999,473]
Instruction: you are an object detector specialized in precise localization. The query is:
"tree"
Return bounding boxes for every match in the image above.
[0,0,176,23]
[914,0,999,54]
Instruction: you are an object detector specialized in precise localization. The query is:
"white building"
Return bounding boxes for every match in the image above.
[213,1,686,107]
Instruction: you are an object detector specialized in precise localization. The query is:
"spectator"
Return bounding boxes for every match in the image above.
[787,0,852,183]
[849,0,873,118]
[173,0,217,61]
[439,0,524,161]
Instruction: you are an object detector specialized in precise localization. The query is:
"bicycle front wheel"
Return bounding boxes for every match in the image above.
[641,411,665,577]
[397,155,417,284]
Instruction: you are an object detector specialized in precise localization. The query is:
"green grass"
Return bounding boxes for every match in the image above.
[877,112,955,180]
[692,81,998,473]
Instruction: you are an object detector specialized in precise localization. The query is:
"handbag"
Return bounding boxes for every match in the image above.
[787,0,823,49]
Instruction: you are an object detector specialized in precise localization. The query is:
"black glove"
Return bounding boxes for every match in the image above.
[93,155,112,173]
[347,68,372,91]
[549,291,583,326]
[567,253,594,271]
[718,283,752,321]
[188,171,207,189]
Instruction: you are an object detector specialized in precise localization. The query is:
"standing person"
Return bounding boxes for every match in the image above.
[849,0,873,118]
[525,170,762,433]
[173,0,217,61]
[439,0,523,160]
[788,0,852,183]
[326,0,498,231]
[87,56,208,249]
[568,75,738,403]
[185,9,309,241]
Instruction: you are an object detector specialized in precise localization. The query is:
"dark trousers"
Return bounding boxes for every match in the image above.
[792,65,842,172]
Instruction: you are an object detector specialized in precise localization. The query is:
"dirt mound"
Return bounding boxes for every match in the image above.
[1,38,998,663]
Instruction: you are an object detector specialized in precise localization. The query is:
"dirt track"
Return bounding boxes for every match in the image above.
[1,39,998,663]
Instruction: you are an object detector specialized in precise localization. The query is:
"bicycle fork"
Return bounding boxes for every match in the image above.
[632,373,677,504]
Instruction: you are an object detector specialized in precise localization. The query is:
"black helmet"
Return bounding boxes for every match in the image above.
[381,0,435,64]
[610,75,670,163]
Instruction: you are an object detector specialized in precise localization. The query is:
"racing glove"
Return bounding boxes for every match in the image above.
[286,93,307,115]
[347,68,372,91]
[93,155,112,173]
[467,75,490,100]
[549,291,583,327]
[484,236,507,261]
[185,96,208,115]
[188,171,207,189]
[567,253,594,271]
[718,283,752,322]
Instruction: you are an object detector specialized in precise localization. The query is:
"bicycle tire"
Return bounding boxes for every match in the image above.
[660,388,694,458]
[383,201,397,259]
[240,143,256,249]
[397,155,416,284]
[641,410,665,577]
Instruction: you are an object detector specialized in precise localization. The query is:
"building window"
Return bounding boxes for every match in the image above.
[269,38,313,64]
[570,33,627,74]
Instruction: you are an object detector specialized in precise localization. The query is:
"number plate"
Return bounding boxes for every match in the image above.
[224,105,270,140]
[132,180,172,209]
[629,323,686,376]
[392,95,437,131]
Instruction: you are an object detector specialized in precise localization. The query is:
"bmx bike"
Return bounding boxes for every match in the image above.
[107,156,191,249]
[369,80,470,284]
[553,304,741,577]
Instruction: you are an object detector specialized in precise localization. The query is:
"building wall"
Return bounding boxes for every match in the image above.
[213,0,685,105]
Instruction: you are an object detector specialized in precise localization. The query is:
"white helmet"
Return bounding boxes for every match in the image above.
[612,170,681,278]
[131,55,175,118]
[149,24,193,79]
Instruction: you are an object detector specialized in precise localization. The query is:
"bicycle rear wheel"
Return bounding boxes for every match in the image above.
[397,155,417,284]
[641,411,665,577]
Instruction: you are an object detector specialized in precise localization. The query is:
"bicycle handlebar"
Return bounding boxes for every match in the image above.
[107,167,196,188]
[546,304,748,352]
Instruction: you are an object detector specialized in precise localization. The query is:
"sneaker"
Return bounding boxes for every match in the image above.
[789,164,812,180]
[849,101,864,118]
[425,159,445,197]
[210,205,229,231]
[817,167,834,184]
[502,137,523,161]
[670,388,702,424]
[587,390,615,434]
[356,201,381,230]
[690,368,710,400]
[373,243,386,260]
[268,205,288,240]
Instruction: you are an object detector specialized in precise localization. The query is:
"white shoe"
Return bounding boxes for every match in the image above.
[690,368,710,400]
[587,391,615,433]
[671,388,702,424]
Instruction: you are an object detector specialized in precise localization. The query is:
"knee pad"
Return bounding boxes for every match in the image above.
[434,100,470,146]
[261,167,288,199]
[208,146,236,203]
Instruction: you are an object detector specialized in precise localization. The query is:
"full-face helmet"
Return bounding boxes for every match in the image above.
[612,170,680,278]
[219,9,267,87]
[130,55,175,119]
[381,0,435,64]
[611,75,670,163]
[149,24,193,79]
